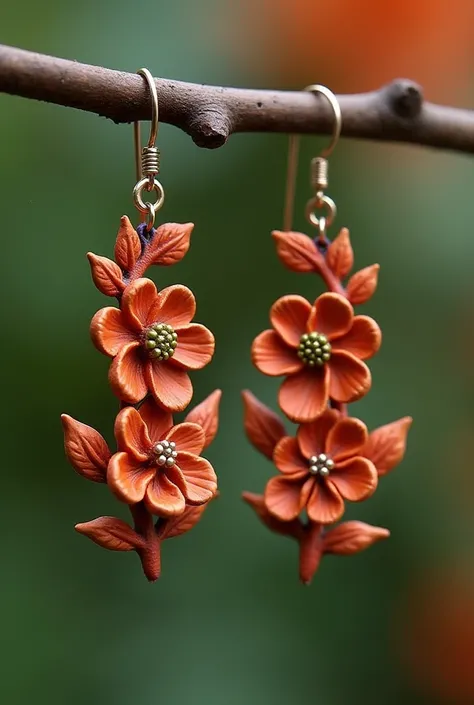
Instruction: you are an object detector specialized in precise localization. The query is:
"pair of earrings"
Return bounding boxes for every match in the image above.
[61,72,411,584]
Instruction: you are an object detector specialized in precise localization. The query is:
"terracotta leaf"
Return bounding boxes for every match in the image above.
[147,222,194,266]
[160,503,209,540]
[242,390,286,460]
[347,264,380,305]
[185,389,222,449]
[298,522,324,585]
[75,516,145,551]
[114,216,141,272]
[61,414,111,482]
[323,521,390,556]
[272,230,324,273]
[364,416,412,476]
[326,228,354,279]
[87,253,125,297]
[242,492,303,539]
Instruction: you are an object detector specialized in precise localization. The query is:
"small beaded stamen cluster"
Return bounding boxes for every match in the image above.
[153,439,178,467]
[297,332,331,367]
[145,323,178,360]
[308,453,335,477]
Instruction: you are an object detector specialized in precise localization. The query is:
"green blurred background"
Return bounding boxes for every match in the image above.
[2,1,474,703]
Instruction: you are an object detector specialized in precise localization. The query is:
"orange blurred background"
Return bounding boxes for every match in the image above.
[225,0,474,101]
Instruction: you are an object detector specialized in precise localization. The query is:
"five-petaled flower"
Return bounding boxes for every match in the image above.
[265,409,378,524]
[91,277,215,411]
[108,398,217,517]
[252,292,381,422]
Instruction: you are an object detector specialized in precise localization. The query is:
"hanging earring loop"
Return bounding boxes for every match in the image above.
[283,84,342,234]
[133,68,164,230]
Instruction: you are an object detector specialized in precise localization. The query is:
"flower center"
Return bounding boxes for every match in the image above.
[152,439,178,468]
[308,453,335,477]
[145,323,178,360]
[297,332,331,367]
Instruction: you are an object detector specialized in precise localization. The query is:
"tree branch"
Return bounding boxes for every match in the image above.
[1,43,474,153]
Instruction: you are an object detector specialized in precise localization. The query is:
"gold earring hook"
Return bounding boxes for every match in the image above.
[283,84,342,233]
[134,68,159,181]
[304,84,342,158]
[133,68,164,230]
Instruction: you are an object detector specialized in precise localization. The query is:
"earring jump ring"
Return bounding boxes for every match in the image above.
[133,177,165,214]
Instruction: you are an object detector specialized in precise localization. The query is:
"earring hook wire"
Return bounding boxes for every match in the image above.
[134,68,159,182]
[132,68,164,230]
[283,85,342,232]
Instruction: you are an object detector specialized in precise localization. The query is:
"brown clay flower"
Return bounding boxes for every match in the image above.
[265,410,378,524]
[90,277,214,411]
[108,399,217,517]
[252,292,381,422]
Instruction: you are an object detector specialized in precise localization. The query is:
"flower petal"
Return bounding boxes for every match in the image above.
[296,408,340,459]
[145,361,193,412]
[149,284,196,329]
[270,295,312,348]
[167,422,205,456]
[308,293,353,340]
[90,307,135,356]
[109,342,147,404]
[278,367,329,423]
[175,452,217,504]
[164,462,189,496]
[326,417,368,461]
[145,473,186,517]
[300,476,315,508]
[242,491,303,539]
[264,475,304,521]
[307,481,345,524]
[329,351,372,402]
[330,457,378,501]
[170,323,215,370]
[138,398,173,443]
[251,330,303,376]
[107,452,155,504]
[332,315,382,360]
[121,278,158,332]
[273,436,308,475]
[114,407,152,461]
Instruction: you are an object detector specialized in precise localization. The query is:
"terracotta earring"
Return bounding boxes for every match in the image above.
[242,85,411,584]
[61,68,220,582]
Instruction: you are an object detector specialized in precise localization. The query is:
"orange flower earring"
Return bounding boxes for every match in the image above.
[61,69,220,581]
[242,85,411,584]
